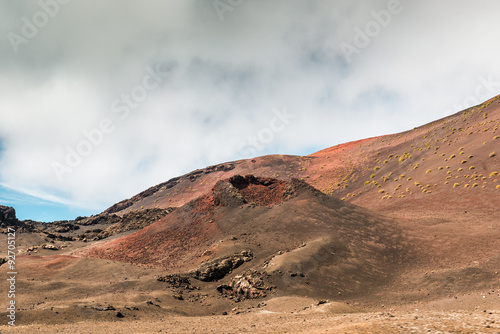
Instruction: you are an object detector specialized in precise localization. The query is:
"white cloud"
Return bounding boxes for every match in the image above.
[1,0,500,218]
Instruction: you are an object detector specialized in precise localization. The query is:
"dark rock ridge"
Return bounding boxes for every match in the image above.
[0,205,36,232]
[104,163,236,214]
[189,250,253,282]
[0,205,172,244]
[78,208,174,241]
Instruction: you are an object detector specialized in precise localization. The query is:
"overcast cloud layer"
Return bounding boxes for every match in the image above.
[1,0,500,221]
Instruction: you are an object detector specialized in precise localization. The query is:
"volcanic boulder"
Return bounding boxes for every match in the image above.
[189,250,254,281]
[0,205,18,226]
[217,271,271,300]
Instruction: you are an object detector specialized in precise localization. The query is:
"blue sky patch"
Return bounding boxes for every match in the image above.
[0,185,97,222]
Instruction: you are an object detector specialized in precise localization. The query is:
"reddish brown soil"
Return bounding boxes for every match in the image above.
[82,201,221,270]
[103,95,500,282]
[78,176,415,304]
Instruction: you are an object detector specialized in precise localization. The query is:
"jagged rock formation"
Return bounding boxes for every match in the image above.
[217,271,272,300]
[0,205,34,232]
[189,250,254,281]
[0,205,17,225]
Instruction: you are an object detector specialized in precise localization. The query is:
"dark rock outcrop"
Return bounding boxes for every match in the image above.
[217,271,271,300]
[157,274,197,290]
[105,177,181,213]
[0,205,17,225]
[0,205,34,232]
[189,250,253,281]
[78,208,174,241]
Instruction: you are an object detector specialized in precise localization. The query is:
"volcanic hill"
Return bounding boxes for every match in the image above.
[83,175,412,301]
[104,94,500,283]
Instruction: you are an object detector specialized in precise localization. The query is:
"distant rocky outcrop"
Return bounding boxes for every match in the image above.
[76,208,174,241]
[0,205,34,232]
[0,205,17,225]
[0,203,171,242]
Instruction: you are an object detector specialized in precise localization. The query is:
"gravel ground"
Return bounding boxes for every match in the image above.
[1,310,499,334]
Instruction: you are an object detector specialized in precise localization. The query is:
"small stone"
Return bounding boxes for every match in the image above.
[42,243,59,250]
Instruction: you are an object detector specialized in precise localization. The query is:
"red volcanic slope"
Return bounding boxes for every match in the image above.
[86,176,293,271]
[106,94,500,219]
[99,94,500,276]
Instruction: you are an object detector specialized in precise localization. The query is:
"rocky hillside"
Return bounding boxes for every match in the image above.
[83,175,413,301]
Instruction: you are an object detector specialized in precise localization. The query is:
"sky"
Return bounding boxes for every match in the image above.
[1,0,500,222]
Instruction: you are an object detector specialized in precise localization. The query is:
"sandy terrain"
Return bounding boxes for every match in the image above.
[1,308,499,333]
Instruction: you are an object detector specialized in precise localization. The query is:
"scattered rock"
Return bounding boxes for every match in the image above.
[157,274,197,290]
[205,163,235,174]
[54,225,74,233]
[44,232,75,241]
[146,300,161,307]
[42,244,59,250]
[172,294,184,301]
[91,305,116,311]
